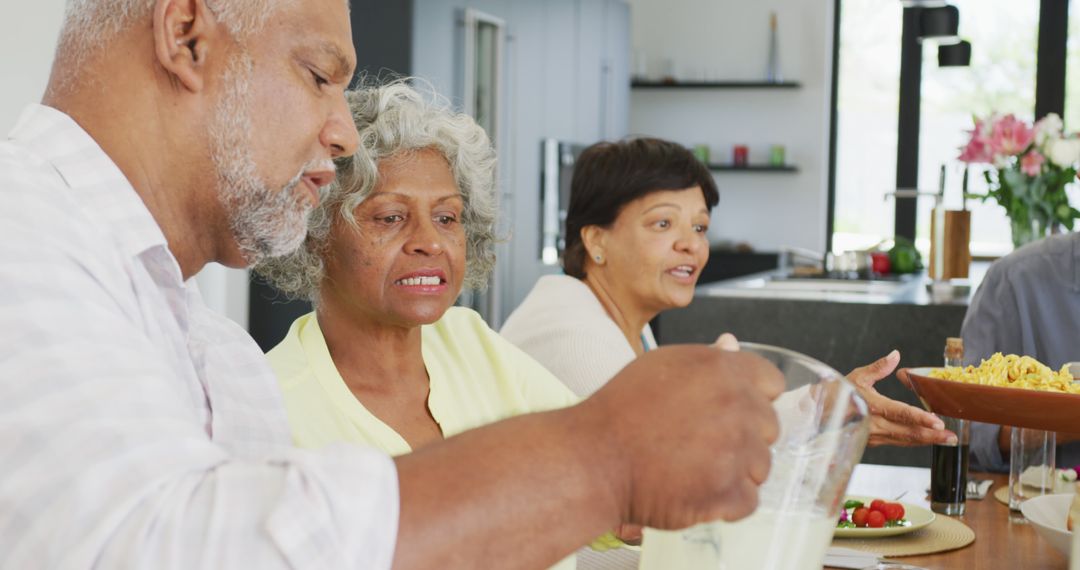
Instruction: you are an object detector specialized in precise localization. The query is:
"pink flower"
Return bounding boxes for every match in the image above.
[989,114,1035,157]
[958,119,994,164]
[1021,150,1045,176]
[958,137,992,163]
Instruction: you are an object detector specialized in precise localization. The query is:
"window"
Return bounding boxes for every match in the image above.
[916,0,1038,258]
[832,0,902,254]
[1067,1,1080,131]
[832,0,1044,258]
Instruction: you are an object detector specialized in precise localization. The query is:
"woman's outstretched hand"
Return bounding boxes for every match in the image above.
[851,352,957,447]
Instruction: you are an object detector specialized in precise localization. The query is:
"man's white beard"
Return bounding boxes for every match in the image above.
[210,53,313,265]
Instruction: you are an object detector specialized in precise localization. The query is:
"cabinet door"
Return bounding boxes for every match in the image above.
[573,0,630,142]
[497,0,632,320]
[573,0,606,143]
[603,0,630,140]
[495,0,580,323]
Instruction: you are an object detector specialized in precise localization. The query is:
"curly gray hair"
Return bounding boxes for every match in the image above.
[255,80,498,303]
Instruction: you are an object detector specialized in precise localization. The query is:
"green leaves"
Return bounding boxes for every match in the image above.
[968,164,1080,242]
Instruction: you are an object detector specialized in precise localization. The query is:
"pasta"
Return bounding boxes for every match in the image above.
[929,353,1080,395]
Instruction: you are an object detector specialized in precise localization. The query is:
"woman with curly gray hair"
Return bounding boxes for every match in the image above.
[256,81,579,569]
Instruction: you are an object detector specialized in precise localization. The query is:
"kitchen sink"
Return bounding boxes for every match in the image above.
[699,273,923,303]
[760,276,915,294]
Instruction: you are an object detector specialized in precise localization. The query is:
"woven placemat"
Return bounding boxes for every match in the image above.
[994,485,1010,505]
[831,515,975,557]
[994,484,1075,507]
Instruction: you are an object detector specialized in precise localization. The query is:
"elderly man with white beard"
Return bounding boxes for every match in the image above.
[0,1,786,569]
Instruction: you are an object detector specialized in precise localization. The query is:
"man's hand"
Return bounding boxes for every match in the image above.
[581,344,784,530]
[855,352,957,447]
[613,523,643,546]
[393,344,782,570]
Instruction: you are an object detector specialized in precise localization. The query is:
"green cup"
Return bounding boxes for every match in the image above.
[769,144,786,166]
[692,144,710,164]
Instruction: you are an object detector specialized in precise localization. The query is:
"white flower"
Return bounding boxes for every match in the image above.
[993,153,1011,170]
[1035,113,1065,148]
[1060,468,1077,483]
[1047,138,1080,167]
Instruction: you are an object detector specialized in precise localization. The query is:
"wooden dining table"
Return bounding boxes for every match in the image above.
[828,464,1069,569]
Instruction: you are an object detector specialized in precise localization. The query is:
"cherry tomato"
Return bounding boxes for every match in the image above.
[869,499,886,513]
[881,503,902,521]
[851,507,870,527]
[890,503,905,520]
[867,510,886,528]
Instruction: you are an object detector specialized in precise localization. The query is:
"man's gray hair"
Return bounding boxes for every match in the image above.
[255,80,499,303]
[58,0,286,65]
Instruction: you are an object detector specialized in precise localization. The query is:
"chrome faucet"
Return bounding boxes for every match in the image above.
[883,165,949,280]
[883,165,947,207]
[778,247,826,271]
[883,188,944,206]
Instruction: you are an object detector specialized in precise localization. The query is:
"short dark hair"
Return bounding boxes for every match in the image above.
[563,138,719,279]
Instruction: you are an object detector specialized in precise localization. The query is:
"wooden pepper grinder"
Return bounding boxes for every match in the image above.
[929,166,972,280]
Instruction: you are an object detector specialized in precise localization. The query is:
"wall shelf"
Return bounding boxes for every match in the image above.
[631,80,802,89]
[707,164,799,173]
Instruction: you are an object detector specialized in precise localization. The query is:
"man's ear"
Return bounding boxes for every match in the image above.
[153,0,220,93]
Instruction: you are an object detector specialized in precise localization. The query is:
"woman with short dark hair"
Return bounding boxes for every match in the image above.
[501,137,716,568]
[504,138,716,391]
[562,138,719,280]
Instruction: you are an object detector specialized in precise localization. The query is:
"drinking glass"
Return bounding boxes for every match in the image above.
[638,342,871,570]
[930,415,970,515]
[1008,428,1056,511]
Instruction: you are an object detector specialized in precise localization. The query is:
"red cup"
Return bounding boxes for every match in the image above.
[733,145,749,167]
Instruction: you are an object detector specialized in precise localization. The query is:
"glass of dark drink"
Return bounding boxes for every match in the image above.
[930,415,970,515]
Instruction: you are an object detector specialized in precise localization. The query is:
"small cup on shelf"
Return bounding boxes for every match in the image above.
[691,144,710,164]
[769,144,786,167]
[732,145,749,167]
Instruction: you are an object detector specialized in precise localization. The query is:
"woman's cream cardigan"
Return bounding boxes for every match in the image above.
[501,274,657,398]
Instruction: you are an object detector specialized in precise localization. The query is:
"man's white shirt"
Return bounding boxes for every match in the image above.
[0,105,399,569]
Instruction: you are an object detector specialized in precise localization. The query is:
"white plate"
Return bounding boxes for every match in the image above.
[1020,493,1074,557]
[834,496,936,538]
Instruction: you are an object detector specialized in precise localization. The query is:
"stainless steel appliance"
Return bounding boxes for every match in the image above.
[539,139,589,265]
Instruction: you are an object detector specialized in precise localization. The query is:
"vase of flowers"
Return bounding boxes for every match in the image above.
[958,113,1080,249]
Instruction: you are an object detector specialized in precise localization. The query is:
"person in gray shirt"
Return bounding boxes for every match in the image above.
[964,232,1080,472]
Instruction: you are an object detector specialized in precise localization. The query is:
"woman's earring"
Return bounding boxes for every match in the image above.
[594,255,603,263]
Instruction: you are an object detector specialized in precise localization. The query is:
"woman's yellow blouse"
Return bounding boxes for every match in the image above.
[268,307,622,565]
[267,307,579,455]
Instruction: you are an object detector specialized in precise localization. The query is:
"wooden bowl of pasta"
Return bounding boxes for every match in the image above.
[903,356,1080,432]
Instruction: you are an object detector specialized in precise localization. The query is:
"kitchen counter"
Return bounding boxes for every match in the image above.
[695,262,989,306]
[656,264,990,468]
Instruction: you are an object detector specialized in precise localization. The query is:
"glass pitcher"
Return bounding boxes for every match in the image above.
[638,342,871,570]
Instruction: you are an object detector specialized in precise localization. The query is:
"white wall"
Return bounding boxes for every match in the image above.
[193,264,251,330]
[2,3,249,329]
[2,4,65,133]
[625,0,835,253]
